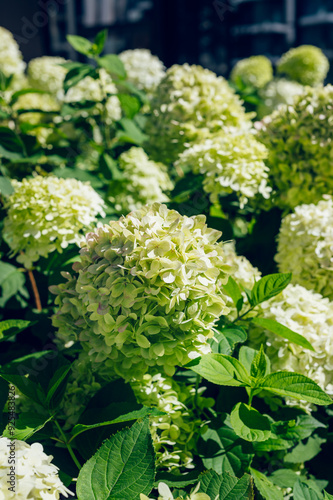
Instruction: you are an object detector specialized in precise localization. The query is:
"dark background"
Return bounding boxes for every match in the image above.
[1,0,333,79]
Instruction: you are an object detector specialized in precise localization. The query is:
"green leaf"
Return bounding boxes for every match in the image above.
[259,372,333,406]
[76,417,155,500]
[324,492,333,499]
[222,276,244,312]
[250,345,270,379]
[0,176,14,196]
[186,353,251,387]
[198,422,254,476]
[251,273,292,306]
[94,29,108,55]
[198,470,252,499]
[0,126,25,159]
[0,261,26,308]
[67,35,94,56]
[116,117,148,145]
[63,65,96,93]
[154,471,199,489]
[2,413,52,441]
[251,317,315,351]
[99,153,123,181]
[284,436,326,464]
[70,406,164,441]
[52,167,104,189]
[293,480,322,500]
[0,69,13,91]
[230,403,271,442]
[45,361,72,410]
[98,54,126,78]
[118,93,141,119]
[222,326,247,350]
[250,468,283,500]
[239,346,270,377]
[0,319,35,342]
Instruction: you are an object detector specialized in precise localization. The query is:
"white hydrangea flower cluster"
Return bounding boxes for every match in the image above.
[249,284,333,396]
[141,482,211,500]
[131,373,213,470]
[119,49,165,93]
[52,203,231,380]
[257,78,304,118]
[27,56,68,97]
[108,147,173,214]
[0,26,26,77]
[0,438,73,499]
[145,64,251,164]
[276,197,333,299]
[176,131,271,208]
[64,68,121,123]
[3,175,105,269]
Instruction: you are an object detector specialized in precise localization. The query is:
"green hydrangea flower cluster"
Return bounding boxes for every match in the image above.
[3,175,105,269]
[108,147,173,214]
[176,131,270,208]
[249,284,333,399]
[0,26,26,78]
[230,55,273,89]
[277,45,329,87]
[131,373,213,470]
[257,85,333,211]
[27,56,68,97]
[276,197,333,299]
[119,49,165,94]
[52,203,231,380]
[145,64,251,164]
[257,78,304,118]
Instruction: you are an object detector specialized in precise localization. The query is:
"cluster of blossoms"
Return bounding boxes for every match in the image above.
[119,49,165,94]
[145,64,251,164]
[277,45,329,87]
[141,482,211,500]
[257,78,304,118]
[249,284,333,396]
[27,56,68,97]
[223,241,261,291]
[176,131,271,208]
[52,203,231,380]
[131,373,213,470]
[0,438,73,499]
[3,175,105,269]
[0,26,25,78]
[108,147,173,214]
[257,85,333,211]
[230,55,273,89]
[64,68,121,123]
[276,197,333,299]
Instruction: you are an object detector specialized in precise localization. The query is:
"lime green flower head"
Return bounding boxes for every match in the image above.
[131,373,213,470]
[3,175,105,269]
[145,64,251,164]
[257,78,304,118]
[231,55,273,89]
[257,85,333,211]
[277,45,329,86]
[276,197,333,299]
[176,130,270,208]
[27,56,68,97]
[52,203,231,380]
[108,147,173,214]
[0,26,25,77]
[119,49,165,94]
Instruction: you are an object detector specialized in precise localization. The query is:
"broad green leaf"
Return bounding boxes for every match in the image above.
[70,406,164,441]
[0,261,26,307]
[239,346,270,377]
[251,317,314,351]
[250,345,270,379]
[98,54,126,79]
[222,276,243,312]
[118,93,141,119]
[154,471,199,489]
[0,319,34,342]
[63,65,96,93]
[45,362,72,410]
[221,326,247,350]
[259,372,333,406]
[52,167,104,188]
[2,413,52,441]
[76,417,155,500]
[94,29,107,55]
[99,153,123,181]
[67,35,94,56]
[293,480,322,500]
[268,469,302,488]
[198,424,254,476]
[284,436,326,464]
[0,126,25,158]
[0,69,13,91]
[250,468,283,500]
[199,470,252,499]
[187,353,251,387]
[0,176,14,196]
[116,117,148,145]
[324,492,333,499]
[251,273,292,306]
[230,403,271,442]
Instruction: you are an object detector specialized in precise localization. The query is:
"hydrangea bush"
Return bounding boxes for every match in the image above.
[0,27,333,500]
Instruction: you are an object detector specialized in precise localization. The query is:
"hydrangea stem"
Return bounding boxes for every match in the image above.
[54,419,82,470]
[27,268,42,311]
